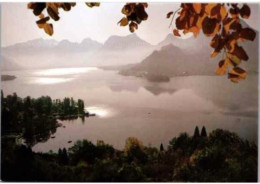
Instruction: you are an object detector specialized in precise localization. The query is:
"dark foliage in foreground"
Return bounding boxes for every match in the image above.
[1,127,257,182]
[1,91,86,146]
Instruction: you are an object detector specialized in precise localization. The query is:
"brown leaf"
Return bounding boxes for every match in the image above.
[228,73,240,83]
[227,53,241,66]
[193,3,202,14]
[216,58,228,75]
[118,17,128,26]
[47,7,60,21]
[210,34,219,48]
[211,4,220,17]
[202,17,219,36]
[28,2,36,9]
[85,2,100,8]
[32,3,46,16]
[231,45,249,61]
[176,17,186,30]
[229,7,240,18]
[39,13,44,19]
[142,3,148,8]
[61,3,71,11]
[135,3,148,20]
[239,28,256,41]
[240,4,250,19]
[122,4,134,16]
[205,3,218,15]
[220,5,227,20]
[229,66,247,81]
[210,50,218,58]
[173,29,181,37]
[166,11,173,19]
[223,17,236,33]
[43,23,53,36]
[189,26,200,38]
[129,22,138,32]
[36,17,50,25]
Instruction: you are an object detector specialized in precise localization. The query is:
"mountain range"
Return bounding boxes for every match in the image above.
[120,26,259,78]
[1,25,258,77]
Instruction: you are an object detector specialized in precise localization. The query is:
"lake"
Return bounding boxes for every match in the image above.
[1,67,258,152]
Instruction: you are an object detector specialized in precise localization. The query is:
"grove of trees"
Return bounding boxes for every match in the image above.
[1,91,87,146]
[1,126,257,182]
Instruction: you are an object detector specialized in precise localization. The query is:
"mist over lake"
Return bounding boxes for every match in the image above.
[2,67,258,152]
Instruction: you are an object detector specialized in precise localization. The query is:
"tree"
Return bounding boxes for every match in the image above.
[193,126,200,138]
[160,143,164,152]
[77,99,85,114]
[201,126,207,137]
[27,3,256,83]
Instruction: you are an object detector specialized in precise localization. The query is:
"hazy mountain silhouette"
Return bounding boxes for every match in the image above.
[121,22,258,77]
[1,23,258,71]
[158,33,209,53]
[102,33,152,50]
[89,33,154,66]
[3,38,102,53]
[120,43,215,77]
[1,34,154,69]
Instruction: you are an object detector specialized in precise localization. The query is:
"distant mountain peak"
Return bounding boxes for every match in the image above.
[103,34,151,50]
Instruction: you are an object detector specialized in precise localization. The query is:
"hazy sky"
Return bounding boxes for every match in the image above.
[1,3,259,47]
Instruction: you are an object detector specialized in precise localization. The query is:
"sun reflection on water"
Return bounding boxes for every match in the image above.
[34,67,97,76]
[29,77,74,85]
[85,106,114,118]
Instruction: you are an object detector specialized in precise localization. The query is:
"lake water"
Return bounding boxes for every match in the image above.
[1,67,258,152]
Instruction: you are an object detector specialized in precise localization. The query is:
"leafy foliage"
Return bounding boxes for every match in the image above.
[27,3,256,83]
[2,127,257,182]
[118,3,148,32]
[167,3,256,82]
[28,2,99,36]
[1,91,87,146]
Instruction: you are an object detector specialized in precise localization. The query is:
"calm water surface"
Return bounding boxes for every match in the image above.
[1,67,258,152]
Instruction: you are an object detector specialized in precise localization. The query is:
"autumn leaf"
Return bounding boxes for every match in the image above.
[202,17,219,36]
[220,5,227,20]
[229,6,240,18]
[31,3,46,16]
[166,11,173,18]
[189,26,200,37]
[129,22,138,32]
[61,3,72,11]
[176,16,186,30]
[231,45,249,61]
[47,6,60,21]
[118,17,128,26]
[227,53,241,66]
[210,50,218,58]
[228,73,240,83]
[39,13,44,19]
[216,58,228,75]
[173,29,181,37]
[240,4,250,19]
[36,17,50,24]
[223,17,236,33]
[193,3,201,14]
[211,4,220,17]
[239,28,256,41]
[228,66,247,82]
[43,23,53,36]
[205,3,218,15]
[135,3,148,20]
[85,2,100,8]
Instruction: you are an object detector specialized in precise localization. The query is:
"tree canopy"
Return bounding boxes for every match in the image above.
[27,3,256,83]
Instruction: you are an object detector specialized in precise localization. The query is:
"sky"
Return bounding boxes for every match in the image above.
[1,3,259,47]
